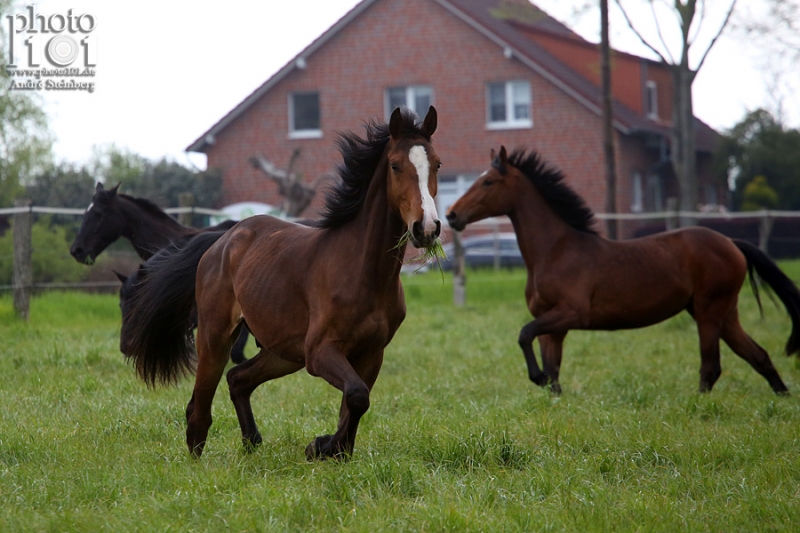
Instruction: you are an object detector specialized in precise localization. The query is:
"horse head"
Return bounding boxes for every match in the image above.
[70,182,126,264]
[447,146,516,231]
[386,106,441,248]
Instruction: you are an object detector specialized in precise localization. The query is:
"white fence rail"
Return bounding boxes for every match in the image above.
[4,204,800,315]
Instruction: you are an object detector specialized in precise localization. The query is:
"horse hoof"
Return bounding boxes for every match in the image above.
[188,441,205,458]
[530,373,549,387]
[549,383,562,395]
[242,432,263,452]
[305,435,334,461]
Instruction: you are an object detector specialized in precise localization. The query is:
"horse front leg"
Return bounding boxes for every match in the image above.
[519,305,581,391]
[304,344,380,461]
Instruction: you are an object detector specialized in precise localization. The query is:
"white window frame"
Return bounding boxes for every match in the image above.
[631,172,643,213]
[645,80,658,120]
[385,85,434,119]
[288,91,322,139]
[486,81,533,130]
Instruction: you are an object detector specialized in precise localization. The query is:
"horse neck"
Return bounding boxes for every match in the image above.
[340,165,407,286]
[507,179,574,268]
[117,197,192,258]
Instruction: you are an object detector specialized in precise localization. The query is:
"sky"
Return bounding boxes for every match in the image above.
[11,0,800,170]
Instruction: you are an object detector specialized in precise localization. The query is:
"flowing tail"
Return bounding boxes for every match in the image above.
[734,239,800,355]
[121,230,227,387]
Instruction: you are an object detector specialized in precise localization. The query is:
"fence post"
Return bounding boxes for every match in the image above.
[758,210,774,254]
[452,231,466,307]
[178,193,195,226]
[13,199,32,320]
[666,197,679,231]
[492,225,501,271]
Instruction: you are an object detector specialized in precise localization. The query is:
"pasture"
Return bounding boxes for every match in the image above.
[1,266,799,532]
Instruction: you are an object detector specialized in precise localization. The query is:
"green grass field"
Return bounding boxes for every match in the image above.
[1,266,799,532]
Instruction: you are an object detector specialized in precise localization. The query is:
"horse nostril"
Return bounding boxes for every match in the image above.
[446,212,457,224]
[71,246,82,258]
[412,221,424,240]
[434,220,441,237]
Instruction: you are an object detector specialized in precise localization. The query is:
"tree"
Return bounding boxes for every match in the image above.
[614,0,738,225]
[250,148,335,218]
[719,109,800,210]
[0,0,53,206]
[600,0,617,239]
[734,0,800,125]
[25,164,96,229]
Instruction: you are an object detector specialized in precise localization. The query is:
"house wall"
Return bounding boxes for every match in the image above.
[201,0,717,235]
[204,0,611,216]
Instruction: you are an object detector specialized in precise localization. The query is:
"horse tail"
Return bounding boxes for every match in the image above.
[122,231,227,387]
[733,239,800,355]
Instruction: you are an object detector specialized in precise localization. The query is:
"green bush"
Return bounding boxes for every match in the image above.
[0,216,88,285]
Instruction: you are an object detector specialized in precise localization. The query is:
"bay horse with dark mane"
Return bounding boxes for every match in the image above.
[122,107,442,458]
[447,146,800,395]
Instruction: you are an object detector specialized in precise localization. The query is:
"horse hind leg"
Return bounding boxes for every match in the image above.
[696,319,723,393]
[185,315,237,457]
[538,333,566,394]
[721,313,789,395]
[227,348,303,451]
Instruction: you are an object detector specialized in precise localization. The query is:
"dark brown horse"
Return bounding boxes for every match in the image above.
[122,107,442,458]
[447,147,800,395]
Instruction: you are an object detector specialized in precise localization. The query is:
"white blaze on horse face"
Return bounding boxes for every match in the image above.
[408,145,439,233]
[87,202,94,212]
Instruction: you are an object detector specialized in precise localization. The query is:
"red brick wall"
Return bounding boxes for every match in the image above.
[203,0,620,217]
[201,0,721,229]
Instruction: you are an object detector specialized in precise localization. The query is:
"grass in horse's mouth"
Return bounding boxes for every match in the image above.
[393,230,448,275]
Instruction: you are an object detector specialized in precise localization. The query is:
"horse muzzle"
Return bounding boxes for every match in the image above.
[410,219,441,249]
[446,210,467,232]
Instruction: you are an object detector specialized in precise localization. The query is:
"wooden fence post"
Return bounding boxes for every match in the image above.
[452,231,466,307]
[13,199,32,320]
[666,197,679,231]
[178,193,195,226]
[758,210,774,254]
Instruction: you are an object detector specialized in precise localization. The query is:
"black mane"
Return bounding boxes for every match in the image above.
[500,149,598,235]
[318,109,429,229]
[119,194,183,226]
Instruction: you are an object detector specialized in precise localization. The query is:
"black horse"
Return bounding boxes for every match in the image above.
[70,182,250,363]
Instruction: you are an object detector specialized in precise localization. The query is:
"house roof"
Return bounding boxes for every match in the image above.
[186,0,720,154]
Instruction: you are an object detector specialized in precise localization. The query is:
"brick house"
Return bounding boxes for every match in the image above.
[186,0,722,235]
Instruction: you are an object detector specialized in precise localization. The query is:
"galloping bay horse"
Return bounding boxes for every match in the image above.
[447,146,800,395]
[122,107,442,458]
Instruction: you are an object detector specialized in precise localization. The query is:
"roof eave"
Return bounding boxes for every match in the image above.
[186,0,380,153]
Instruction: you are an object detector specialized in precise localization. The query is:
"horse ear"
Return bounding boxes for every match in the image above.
[95,182,104,193]
[389,107,403,139]
[420,106,437,138]
[498,146,508,166]
[490,148,497,161]
[113,270,128,283]
[109,183,120,196]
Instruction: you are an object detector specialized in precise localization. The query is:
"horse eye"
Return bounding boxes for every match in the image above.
[437,161,442,170]
[390,163,400,172]
[482,178,495,187]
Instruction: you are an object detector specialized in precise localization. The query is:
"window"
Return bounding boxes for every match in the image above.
[289,91,321,138]
[645,80,658,119]
[437,174,478,217]
[631,172,643,213]
[385,85,433,119]
[486,81,532,129]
